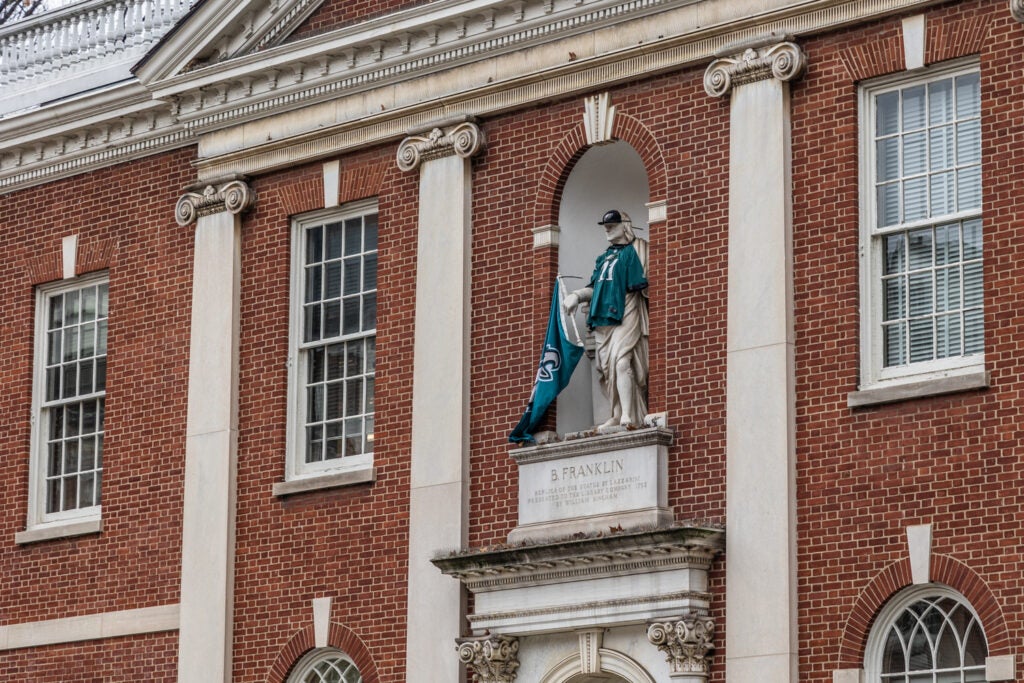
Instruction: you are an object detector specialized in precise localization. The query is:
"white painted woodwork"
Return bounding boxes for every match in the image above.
[725,76,798,683]
[406,152,472,683]
[177,208,241,683]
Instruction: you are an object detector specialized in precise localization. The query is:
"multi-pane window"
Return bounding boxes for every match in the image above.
[288,650,363,683]
[34,277,107,521]
[870,590,987,683]
[290,204,377,477]
[862,64,983,386]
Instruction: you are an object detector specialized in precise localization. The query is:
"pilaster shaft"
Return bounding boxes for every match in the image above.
[400,121,484,683]
[706,41,804,683]
[175,178,253,683]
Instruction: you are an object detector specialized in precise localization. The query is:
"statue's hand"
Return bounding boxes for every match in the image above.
[564,292,580,314]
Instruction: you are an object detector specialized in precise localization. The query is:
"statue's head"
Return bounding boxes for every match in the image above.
[598,209,634,245]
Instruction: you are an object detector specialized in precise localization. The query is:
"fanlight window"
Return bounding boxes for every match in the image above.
[289,649,363,683]
[877,593,987,682]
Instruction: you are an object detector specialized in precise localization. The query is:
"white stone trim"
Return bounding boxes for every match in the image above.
[906,524,931,584]
[847,369,989,408]
[901,15,926,70]
[61,235,78,280]
[322,160,340,208]
[583,92,616,145]
[986,654,1016,681]
[14,519,102,545]
[645,200,667,224]
[832,669,863,683]
[532,224,560,248]
[539,649,656,683]
[272,467,377,496]
[312,597,331,648]
[0,604,179,651]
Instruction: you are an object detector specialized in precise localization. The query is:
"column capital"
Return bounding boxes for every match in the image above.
[456,634,520,683]
[1012,0,1024,23]
[704,40,806,98]
[396,121,485,172]
[175,177,256,226]
[647,615,715,679]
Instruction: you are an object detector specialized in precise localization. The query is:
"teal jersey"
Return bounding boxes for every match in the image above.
[587,242,647,327]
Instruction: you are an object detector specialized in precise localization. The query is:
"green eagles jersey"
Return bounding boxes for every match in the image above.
[587,242,648,327]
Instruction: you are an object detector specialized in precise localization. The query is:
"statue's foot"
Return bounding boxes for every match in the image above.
[598,416,620,430]
[620,416,636,427]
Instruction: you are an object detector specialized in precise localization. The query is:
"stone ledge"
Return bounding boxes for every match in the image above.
[847,369,988,408]
[272,467,376,497]
[15,519,102,545]
[510,427,673,465]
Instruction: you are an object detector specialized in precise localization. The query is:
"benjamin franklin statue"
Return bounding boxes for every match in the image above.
[564,209,649,429]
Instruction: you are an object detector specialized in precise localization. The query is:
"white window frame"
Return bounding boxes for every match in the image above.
[288,648,363,683]
[23,271,108,539]
[863,584,987,682]
[856,59,986,403]
[283,200,377,489]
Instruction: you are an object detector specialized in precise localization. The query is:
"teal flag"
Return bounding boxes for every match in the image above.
[510,281,585,443]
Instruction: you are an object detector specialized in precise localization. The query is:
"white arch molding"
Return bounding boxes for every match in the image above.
[539,649,657,683]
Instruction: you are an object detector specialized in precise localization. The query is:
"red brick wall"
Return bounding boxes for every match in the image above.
[286,0,431,41]
[231,146,418,683]
[0,149,194,637]
[0,631,178,682]
[792,0,1024,678]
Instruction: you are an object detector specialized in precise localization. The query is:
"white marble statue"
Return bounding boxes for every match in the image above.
[564,209,649,429]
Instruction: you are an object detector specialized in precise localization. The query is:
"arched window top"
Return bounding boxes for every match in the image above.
[289,648,363,683]
[866,585,987,682]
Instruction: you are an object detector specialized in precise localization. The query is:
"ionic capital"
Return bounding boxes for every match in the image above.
[647,615,715,678]
[175,178,255,226]
[456,634,520,683]
[1012,0,1024,23]
[396,121,484,172]
[704,41,806,98]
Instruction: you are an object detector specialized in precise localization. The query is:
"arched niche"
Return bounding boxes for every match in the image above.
[556,141,650,434]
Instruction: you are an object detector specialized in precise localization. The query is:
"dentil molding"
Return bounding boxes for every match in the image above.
[456,634,521,683]
[175,178,256,225]
[703,40,806,98]
[396,121,485,172]
[647,615,716,678]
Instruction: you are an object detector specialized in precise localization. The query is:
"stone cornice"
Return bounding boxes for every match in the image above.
[703,39,806,97]
[511,427,674,465]
[432,525,723,590]
[174,177,256,225]
[396,121,485,171]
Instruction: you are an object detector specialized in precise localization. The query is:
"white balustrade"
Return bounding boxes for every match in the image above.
[0,0,193,91]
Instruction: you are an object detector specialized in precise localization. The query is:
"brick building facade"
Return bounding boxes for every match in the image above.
[0,0,1021,681]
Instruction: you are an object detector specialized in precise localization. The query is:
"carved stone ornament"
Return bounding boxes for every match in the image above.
[396,121,485,172]
[456,634,520,683]
[704,41,807,98]
[175,179,256,226]
[1012,0,1024,23]
[583,92,616,145]
[647,615,715,677]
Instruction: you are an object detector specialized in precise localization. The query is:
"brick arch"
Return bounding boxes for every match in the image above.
[836,555,1010,668]
[265,622,379,683]
[531,112,668,229]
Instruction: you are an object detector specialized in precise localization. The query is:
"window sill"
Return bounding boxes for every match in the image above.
[848,369,989,408]
[15,518,102,545]
[272,466,376,497]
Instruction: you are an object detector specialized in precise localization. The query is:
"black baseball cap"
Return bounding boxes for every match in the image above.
[598,209,623,225]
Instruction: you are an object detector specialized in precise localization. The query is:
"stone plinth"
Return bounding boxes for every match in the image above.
[509,428,673,544]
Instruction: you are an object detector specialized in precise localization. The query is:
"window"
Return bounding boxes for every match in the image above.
[866,586,987,683]
[288,649,363,683]
[27,274,108,531]
[286,202,377,483]
[858,62,984,397]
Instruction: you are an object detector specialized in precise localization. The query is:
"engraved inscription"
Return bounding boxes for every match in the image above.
[527,458,647,511]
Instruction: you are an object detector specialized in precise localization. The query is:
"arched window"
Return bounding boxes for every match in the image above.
[288,648,363,683]
[866,586,987,682]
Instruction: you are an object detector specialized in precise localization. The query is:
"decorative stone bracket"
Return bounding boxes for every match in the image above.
[456,634,521,683]
[396,120,485,171]
[647,614,716,679]
[175,178,256,226]
[703,40,806,98]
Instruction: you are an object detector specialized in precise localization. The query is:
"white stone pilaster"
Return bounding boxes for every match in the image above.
[705,41,804,683]
[174,178,253,683]
[398,121,483,683]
